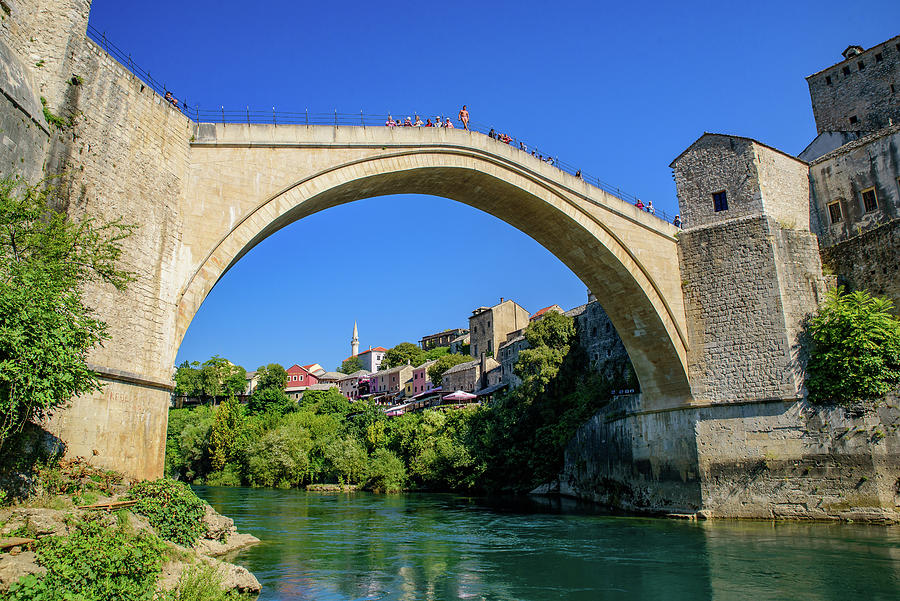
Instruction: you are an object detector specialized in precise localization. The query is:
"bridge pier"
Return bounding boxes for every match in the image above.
[558,134,900,520]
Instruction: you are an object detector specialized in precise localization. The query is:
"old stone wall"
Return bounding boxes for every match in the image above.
[806,35,900,134]
[0,0,193,478]
[672,135,762,229]
[561,396,900,521]
[755,145,811,231]
[821,218,900,313]
[678,216,815,402]
[808,126,900,247]
[0,36,48,183]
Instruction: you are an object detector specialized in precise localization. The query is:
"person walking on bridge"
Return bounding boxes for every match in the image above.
[458,105,469,130]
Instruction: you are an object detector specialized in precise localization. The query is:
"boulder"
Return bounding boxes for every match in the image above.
[200,504,235,541]
[194,532,260,557]
[2,508,69,537]
[0,551,46,592]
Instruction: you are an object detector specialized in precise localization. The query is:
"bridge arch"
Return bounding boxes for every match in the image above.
[178,125,692,408]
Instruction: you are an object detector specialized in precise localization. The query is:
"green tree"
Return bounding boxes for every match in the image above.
[806,287,900,405]
[247,386,294,415]
[324,436,368,484]
[302,387,351,415]
[209,395,244,471]
[338,356,364,374]
[364,448,406,492]
[382,342,425,369]
[0,177,133,453]
[428,353,472,387]
[200,355,247,399]
[423,346,450,361]
[173,361,203,398]
[255,363,287,392]
[245,426,312,488]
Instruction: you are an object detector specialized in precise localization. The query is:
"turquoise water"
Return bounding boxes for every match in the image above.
[194,486,900,600]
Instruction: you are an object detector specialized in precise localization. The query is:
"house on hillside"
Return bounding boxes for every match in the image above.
[469,298,530,359]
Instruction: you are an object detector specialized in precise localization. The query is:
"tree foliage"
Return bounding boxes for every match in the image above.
[174,356,246,401]
[247,386,294,416]
[428,353,472,387]
[0,177,134,453]
[423,346,450,361]
[255,363,287,392]
[338,356,364,374]
[806,287,900,406]
[302,387,350,416]
[209,395,244,471]
[382,342,425,369]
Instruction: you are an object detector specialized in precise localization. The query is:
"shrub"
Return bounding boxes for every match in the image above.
[364,448,406,493]
[247,386,294,415]
[129,478,208,546]
[205,464,242,487]
[806,288,900,405]
[245,426,311,488]
[8,516,168,601]
[169,563,242,601]
[324,436,368,484]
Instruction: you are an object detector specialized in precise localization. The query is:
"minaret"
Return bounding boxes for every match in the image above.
[351,321,359,357]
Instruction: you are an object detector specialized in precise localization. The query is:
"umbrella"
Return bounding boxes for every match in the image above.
[442,390,476,402]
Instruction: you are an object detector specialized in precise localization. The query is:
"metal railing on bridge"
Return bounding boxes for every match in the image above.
[86,24,679,227]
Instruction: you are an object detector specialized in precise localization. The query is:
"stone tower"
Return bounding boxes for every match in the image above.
[351,321,359,357]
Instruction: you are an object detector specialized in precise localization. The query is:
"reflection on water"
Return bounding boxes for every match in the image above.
[194,487,900,601]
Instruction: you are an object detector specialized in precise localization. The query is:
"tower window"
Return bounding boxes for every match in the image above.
[712,190,728,212]
[842,66,851,75]
[849,115,858,125]
[861,188,878,213]
[891,84,896,94]
[875,52,883,62]
[828,201,843,224]
[858,61,865,71]
[825,75,832,85]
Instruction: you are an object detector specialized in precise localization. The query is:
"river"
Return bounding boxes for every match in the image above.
[193,486,900,600]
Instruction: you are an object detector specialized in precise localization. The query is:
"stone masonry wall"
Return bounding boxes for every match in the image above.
[821,218,900,314]
[561,395,900,521]
[0,0,194,477]
[0,36,48,183]
[806,35,900,134]
[679,216,802,402]
[808,127,900,247]
[672,135,762,230]
[756,144,811,231]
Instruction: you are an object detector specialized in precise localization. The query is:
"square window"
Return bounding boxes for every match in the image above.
[828,202,843,224]
[849,115,858,125]
[858,61,865,71]
[892,84,896,94]
[825,75,832,85]
[875,52,883,62]
[712,190,728,212]
[842,66,851,75]
[861,188,878,212]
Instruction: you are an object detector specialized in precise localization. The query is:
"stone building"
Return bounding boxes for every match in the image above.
[338,370,369,400]
[671,134,826,403]
[805,35,900,136]
[411,359,437,395]
[498,293,633,390]
[468,299,530,359]
[441,355,500,394]
[371,364,413,397]
[419,328,468,350]
[670,134,810,231]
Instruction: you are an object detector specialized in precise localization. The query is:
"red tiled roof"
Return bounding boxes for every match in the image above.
[530,305,560,320]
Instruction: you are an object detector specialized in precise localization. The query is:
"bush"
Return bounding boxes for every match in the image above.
[129,478,208,546]
[245,426,311,488]
[247,386,294,415]
[324,436,368,484]
[169,563,242,601]
[8,516,168,601]
[806,288,900,405]
[364,448,406,493]
[205,465,242,487]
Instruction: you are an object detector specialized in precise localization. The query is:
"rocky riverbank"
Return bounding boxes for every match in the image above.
[0,459,262,598]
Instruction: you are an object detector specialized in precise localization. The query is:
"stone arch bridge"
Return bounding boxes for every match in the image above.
[52,123,692,478]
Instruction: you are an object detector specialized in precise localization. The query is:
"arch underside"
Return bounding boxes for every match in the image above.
[178,147,692,408]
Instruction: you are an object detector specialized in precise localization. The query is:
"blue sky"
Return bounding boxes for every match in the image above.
[88,1,899,373]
